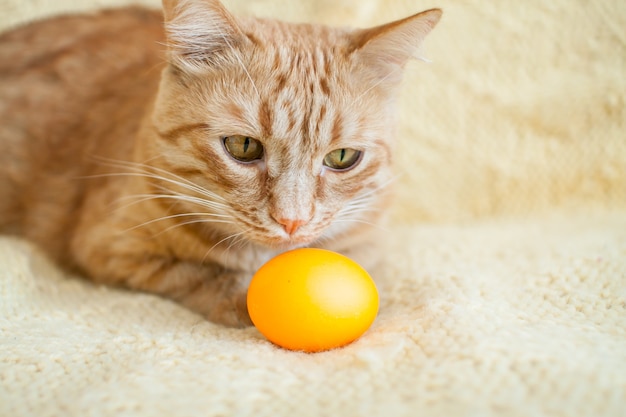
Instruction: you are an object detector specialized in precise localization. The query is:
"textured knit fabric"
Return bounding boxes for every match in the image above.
[1,1,625,416]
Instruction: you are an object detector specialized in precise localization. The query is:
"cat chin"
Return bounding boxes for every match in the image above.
[256,235,317,252]
[270,242,310,252]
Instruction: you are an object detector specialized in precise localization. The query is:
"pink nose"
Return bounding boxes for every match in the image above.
[275,218,308,235]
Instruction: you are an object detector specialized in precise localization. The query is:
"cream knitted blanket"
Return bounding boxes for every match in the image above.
[1,1,625,416]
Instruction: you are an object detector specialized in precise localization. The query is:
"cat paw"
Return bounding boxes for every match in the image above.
[177,271,253,328]
[204,290,253,328]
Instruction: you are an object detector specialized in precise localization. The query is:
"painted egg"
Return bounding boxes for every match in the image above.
[247,248,379,352]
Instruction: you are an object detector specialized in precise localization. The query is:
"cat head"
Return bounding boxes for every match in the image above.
[147,0,441,250]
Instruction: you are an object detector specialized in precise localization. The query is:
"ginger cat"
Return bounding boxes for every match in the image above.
[0,0,441,327]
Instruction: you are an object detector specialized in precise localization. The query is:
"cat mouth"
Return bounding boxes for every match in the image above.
[237,219,326,250]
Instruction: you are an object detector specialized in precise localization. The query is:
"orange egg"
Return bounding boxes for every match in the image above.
[247,248,379,352]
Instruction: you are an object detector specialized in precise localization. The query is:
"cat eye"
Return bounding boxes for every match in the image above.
[223,135,264,163]
[323,148,362,171]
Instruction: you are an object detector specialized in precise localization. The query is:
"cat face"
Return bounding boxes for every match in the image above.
[147,0,440,250]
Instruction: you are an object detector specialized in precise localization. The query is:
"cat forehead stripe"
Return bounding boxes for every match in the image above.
[251,47,340,146]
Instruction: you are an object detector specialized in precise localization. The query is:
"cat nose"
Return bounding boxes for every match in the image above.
[274,217,308,236]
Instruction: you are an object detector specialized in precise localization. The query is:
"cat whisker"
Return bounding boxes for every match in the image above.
[115,192,228,210]
[333,208,383,228]
[336,206,382,219]
[154,218,237,238]
[144,188,230,211]
[123,212,234,233]
[334,176,397,219]
[333,178,396,232]
[352,176,398,201]
[89,171,232,214]
[201,229,251,264]
[221,231,250,266]
[89,155,228,203]
[83,170,227,207]
[336,198,379,217]
[86,158,239,239]
[332,218,389,232]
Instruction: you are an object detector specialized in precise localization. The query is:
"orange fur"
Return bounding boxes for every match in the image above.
[0,0,441,326]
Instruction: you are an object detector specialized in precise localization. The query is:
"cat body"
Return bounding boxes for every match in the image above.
[0,0,440,326]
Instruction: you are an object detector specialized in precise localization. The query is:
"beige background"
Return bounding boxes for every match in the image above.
[1,1,625,416]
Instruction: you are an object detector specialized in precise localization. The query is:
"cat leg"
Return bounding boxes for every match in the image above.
[72,232,253,327]
[164,264,253,328]
[122,261,253,328]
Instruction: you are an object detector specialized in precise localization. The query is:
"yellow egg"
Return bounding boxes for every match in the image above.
[247,248,379,352]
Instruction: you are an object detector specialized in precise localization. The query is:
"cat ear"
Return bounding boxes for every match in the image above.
[352,9,442,85]
[162,0,245,72]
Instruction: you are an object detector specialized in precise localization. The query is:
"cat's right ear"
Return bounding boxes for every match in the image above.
[351,9,442,86]
[162,0,245,73]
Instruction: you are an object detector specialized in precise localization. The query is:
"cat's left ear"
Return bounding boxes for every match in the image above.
[352,9,442,85]
[162,0,245,72]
